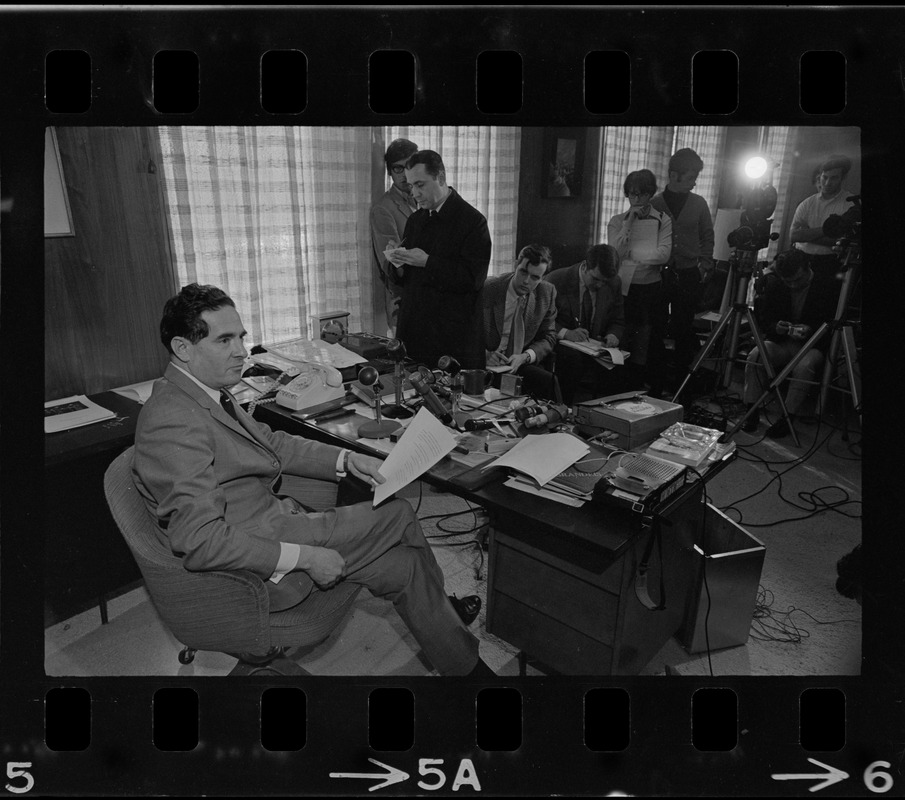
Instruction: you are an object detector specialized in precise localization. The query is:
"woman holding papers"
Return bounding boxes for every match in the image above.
[607,169,673,395]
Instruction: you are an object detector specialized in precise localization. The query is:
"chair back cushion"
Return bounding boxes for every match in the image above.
[104,446,272,653]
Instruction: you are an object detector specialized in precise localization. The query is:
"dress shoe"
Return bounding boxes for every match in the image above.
[449,594,481,626]
[766,417,793,438]
[740,407,760,433]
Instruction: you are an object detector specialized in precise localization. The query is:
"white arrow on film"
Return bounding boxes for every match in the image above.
[329,758,410,791]
[771,758,849,792]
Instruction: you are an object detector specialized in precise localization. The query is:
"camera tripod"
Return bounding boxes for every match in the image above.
[817,242,861,425]
[672,247,802,447]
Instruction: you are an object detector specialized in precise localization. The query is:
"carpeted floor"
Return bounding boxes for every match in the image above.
[45,389,862,679]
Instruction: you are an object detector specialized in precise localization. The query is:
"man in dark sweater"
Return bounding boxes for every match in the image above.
[742,249,839,437]
[389,150,492,369]
[651,148,715,387]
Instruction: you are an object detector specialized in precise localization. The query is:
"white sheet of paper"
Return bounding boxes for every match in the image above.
[486,364,513,373]
[602,347,625,365]
[484,432,590,487]
[630,218,661,262]
[372,407,457,506]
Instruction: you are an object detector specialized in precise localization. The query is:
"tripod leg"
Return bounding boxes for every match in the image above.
[723,309,800,446]
[671,307,738,402]
[840,325,861,423]
[818,325,843,414]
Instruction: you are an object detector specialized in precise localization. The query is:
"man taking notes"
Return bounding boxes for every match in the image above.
[482,244,560,401]
[389,150,492,370]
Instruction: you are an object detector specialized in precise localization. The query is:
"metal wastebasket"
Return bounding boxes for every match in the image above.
[678,503,766,653]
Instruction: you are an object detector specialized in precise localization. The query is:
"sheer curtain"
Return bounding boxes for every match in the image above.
[672,126,726,217]
[157,126,375,345]
[761,126,799,259]
[384,126,521,276]
[594,126,674,243]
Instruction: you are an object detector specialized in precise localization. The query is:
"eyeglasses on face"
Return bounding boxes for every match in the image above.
[626,191,650,200]
[390,164,407,174]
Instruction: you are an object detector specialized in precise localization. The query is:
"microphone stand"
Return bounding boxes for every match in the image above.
[357,368,403,439]
[383,339,414,420]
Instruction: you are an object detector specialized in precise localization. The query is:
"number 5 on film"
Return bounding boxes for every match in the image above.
[5,763,34,795]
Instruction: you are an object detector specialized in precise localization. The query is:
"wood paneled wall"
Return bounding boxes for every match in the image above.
[45,127,177,400]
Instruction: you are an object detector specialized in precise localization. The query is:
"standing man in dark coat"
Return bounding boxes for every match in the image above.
[388,150,492,369]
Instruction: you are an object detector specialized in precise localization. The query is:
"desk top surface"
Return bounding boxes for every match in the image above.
[44,391,142,467]
[254,401,735,558]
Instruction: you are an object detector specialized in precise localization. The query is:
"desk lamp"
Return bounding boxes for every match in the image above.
[382,338,414,420]
[356,366,402,439]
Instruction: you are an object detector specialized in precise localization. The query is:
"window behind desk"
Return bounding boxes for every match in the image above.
[156,126,521,347]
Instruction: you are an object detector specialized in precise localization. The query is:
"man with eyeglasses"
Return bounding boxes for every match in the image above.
[370,138,419,335]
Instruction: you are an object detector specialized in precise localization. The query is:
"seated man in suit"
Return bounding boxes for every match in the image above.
[132,283,494,677]
[742,248,839,438]
[482,244,560,401]
[546,244,627,404]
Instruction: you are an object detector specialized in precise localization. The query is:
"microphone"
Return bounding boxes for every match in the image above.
[409,367,453,425]
[463,417,515,431]
[383,338,413,420]
[437,355,461,377]
[523,404,569,429]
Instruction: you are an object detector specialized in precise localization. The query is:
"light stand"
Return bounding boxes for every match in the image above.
[673,246,801,447]
[356,365,402,439]
[382,338,414,420]
[817,240,861,425]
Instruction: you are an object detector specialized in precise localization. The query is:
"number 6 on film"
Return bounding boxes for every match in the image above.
[5,763,34,794]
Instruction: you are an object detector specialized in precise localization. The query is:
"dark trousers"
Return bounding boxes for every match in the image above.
[665,267,703,376]
[624,280,668,391]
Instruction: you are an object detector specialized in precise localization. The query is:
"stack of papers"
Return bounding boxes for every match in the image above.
[45,395,116,433]
[266,337,367,370]
[483,432,590,488]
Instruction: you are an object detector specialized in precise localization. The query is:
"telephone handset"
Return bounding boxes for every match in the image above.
[275,363,346,411]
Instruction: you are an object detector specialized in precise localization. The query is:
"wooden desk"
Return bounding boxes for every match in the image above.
[44,391,144,624]
[254,401,733,676]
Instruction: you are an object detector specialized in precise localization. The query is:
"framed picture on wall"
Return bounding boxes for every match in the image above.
[542,129,585,198]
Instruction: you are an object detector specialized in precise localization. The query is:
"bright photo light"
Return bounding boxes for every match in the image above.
[744,156,768,180]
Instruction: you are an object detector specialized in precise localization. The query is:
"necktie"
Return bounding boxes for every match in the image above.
[220,390,239,421]
[506,296,527,357]
[580,286,593,331]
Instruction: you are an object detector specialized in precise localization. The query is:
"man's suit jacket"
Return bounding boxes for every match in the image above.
[370,186,415,292]
[545,263,626,343]
[132,363,344,610]
[482,273,558,365]
[394,188,491,369]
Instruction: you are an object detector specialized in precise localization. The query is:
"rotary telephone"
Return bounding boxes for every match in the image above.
[275,363,346,411]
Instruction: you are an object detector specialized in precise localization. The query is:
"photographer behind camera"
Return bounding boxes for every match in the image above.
[741,248,839,438]
[789,154,857,280]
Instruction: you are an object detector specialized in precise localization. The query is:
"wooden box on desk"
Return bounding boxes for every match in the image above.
[485,480,704,676]
[574,392,684,451]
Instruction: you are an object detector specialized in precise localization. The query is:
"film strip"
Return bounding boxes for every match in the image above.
[1,5,903,797]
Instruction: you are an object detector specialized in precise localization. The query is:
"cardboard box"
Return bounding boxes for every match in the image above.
[573,392,684,450]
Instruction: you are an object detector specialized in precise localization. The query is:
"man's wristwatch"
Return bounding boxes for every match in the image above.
[342,450,352,475]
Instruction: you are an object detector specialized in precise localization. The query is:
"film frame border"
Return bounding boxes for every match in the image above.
[1,4,903,797]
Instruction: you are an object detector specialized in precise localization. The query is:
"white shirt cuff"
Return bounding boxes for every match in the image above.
[269,542,301,584]
[336,448,349,476]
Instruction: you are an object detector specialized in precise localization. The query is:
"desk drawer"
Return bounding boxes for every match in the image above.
[488,592,616,675]
[490,540,619,643]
